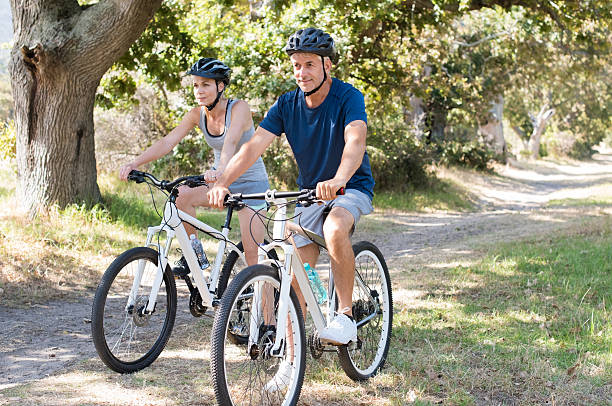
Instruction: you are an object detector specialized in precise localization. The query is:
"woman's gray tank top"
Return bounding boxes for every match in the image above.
[199,100,268,183]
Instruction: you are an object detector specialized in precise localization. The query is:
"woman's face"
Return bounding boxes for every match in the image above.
[192,76,222,106]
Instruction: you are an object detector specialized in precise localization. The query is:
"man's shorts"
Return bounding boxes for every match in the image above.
[292,189,373,248]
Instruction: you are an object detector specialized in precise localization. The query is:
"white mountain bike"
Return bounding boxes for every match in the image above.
[210,189,393,406]
[91,170,272,373]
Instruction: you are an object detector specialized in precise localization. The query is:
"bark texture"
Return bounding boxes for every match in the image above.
[479,95,506,156]
[9,0,162,214]
[527,105,555,160]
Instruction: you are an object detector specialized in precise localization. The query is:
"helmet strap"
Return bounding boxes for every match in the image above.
[206,81,224,111]
[304,56,327,97]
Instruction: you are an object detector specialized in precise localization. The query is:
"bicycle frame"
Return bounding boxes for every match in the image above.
[250,194,330,357]
[127,199,246,314]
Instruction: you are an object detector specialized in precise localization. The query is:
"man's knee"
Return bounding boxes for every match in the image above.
[323,207,354,240]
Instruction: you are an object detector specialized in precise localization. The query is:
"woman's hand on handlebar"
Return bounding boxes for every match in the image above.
[204,168,222,184]
[119,162,139,181]
[316,178,346,201]
[208,184,230,209]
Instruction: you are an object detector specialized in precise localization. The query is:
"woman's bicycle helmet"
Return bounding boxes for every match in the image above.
[285,28,337,97]
[187,58,231,110]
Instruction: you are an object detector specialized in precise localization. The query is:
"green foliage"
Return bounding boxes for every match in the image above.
[0,119,15,160]
[438,125,495,170]
[94,0,611,193]
[150,132,213,177]
[367,115,435,191]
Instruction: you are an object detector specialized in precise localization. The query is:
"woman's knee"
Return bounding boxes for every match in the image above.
[176,185,209,209]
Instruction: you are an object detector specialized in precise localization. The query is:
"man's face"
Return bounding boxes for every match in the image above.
[290,53,328,93]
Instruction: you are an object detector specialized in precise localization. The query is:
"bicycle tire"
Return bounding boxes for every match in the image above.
[219,241,279,345]
[91,247,177,373]
[337,241,393,381]
[211,264,306,406]
[218,240,279,298]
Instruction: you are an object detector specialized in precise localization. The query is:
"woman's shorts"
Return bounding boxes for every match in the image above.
[228,178,269,210]
[292,189,373,248]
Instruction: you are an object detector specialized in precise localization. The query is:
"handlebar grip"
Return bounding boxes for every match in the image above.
[127,170,146,183]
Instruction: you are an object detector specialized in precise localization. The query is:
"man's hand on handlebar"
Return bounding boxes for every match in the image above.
[208,184,230,209]
[316,178,346,201]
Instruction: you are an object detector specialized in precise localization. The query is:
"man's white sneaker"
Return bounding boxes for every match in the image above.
[318,313,357,345]
[263,360,294,393]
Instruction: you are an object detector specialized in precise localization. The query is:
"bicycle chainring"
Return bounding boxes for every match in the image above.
[189,289,207,317]
[308,331,324,359]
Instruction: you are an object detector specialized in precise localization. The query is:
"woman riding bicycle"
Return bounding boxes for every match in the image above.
[119,57,269,271]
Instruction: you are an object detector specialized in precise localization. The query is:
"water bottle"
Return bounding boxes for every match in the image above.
[190,234,210,270]
[304,263,327,304]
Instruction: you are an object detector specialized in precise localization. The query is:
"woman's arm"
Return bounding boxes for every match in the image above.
[119,107,200,180]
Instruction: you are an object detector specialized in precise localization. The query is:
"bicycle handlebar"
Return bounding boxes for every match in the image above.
[224,187,345,208]
[127,170,207,192]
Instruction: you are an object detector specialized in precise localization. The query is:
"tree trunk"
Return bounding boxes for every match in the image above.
[9,0,161,214]
[528,105,555,160]
[479,95,506,157]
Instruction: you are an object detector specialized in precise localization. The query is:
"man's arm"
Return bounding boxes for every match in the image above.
[316,119,367,200]
[208,126,277,208]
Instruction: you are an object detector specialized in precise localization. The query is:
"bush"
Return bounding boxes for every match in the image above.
[262,136,299,189]
[438,139,495,170]
[367,118,435,191]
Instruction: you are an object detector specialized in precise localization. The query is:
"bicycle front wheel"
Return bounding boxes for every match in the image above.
[337,241,393,381]
[218,241,279,345]
[91,247,177,373]
[211,265,306,406]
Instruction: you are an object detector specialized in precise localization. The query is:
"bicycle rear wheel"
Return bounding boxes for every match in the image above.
[91,247,177,373]
[337,241,393,381]
[211,265,306,406]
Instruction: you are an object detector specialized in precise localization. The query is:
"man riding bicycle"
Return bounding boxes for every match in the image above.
[209,27,375,347]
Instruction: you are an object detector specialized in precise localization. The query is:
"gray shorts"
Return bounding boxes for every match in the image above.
[229,178,269,209]
[293,189,373,248]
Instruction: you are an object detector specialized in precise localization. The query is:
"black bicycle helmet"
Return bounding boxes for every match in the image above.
[285,28,337,63]
[187,58,231,110]
[187,57,231,85]
[285,28,337,97]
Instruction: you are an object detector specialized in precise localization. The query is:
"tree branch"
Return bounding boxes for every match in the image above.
[71,0,162,79]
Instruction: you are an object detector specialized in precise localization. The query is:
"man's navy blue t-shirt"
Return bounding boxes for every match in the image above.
[259,78,375,199]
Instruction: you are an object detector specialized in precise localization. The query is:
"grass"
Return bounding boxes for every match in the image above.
[1,161,611,404]
[373,178,475,212]
[381,219,612,405]
[2,216,609,405]
[0,166,240,307]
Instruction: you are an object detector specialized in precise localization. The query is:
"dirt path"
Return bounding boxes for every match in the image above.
[1,153,611,391]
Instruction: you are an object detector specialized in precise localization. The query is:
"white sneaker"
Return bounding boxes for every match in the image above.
[263,360,294,393]
[319,313,357,345]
